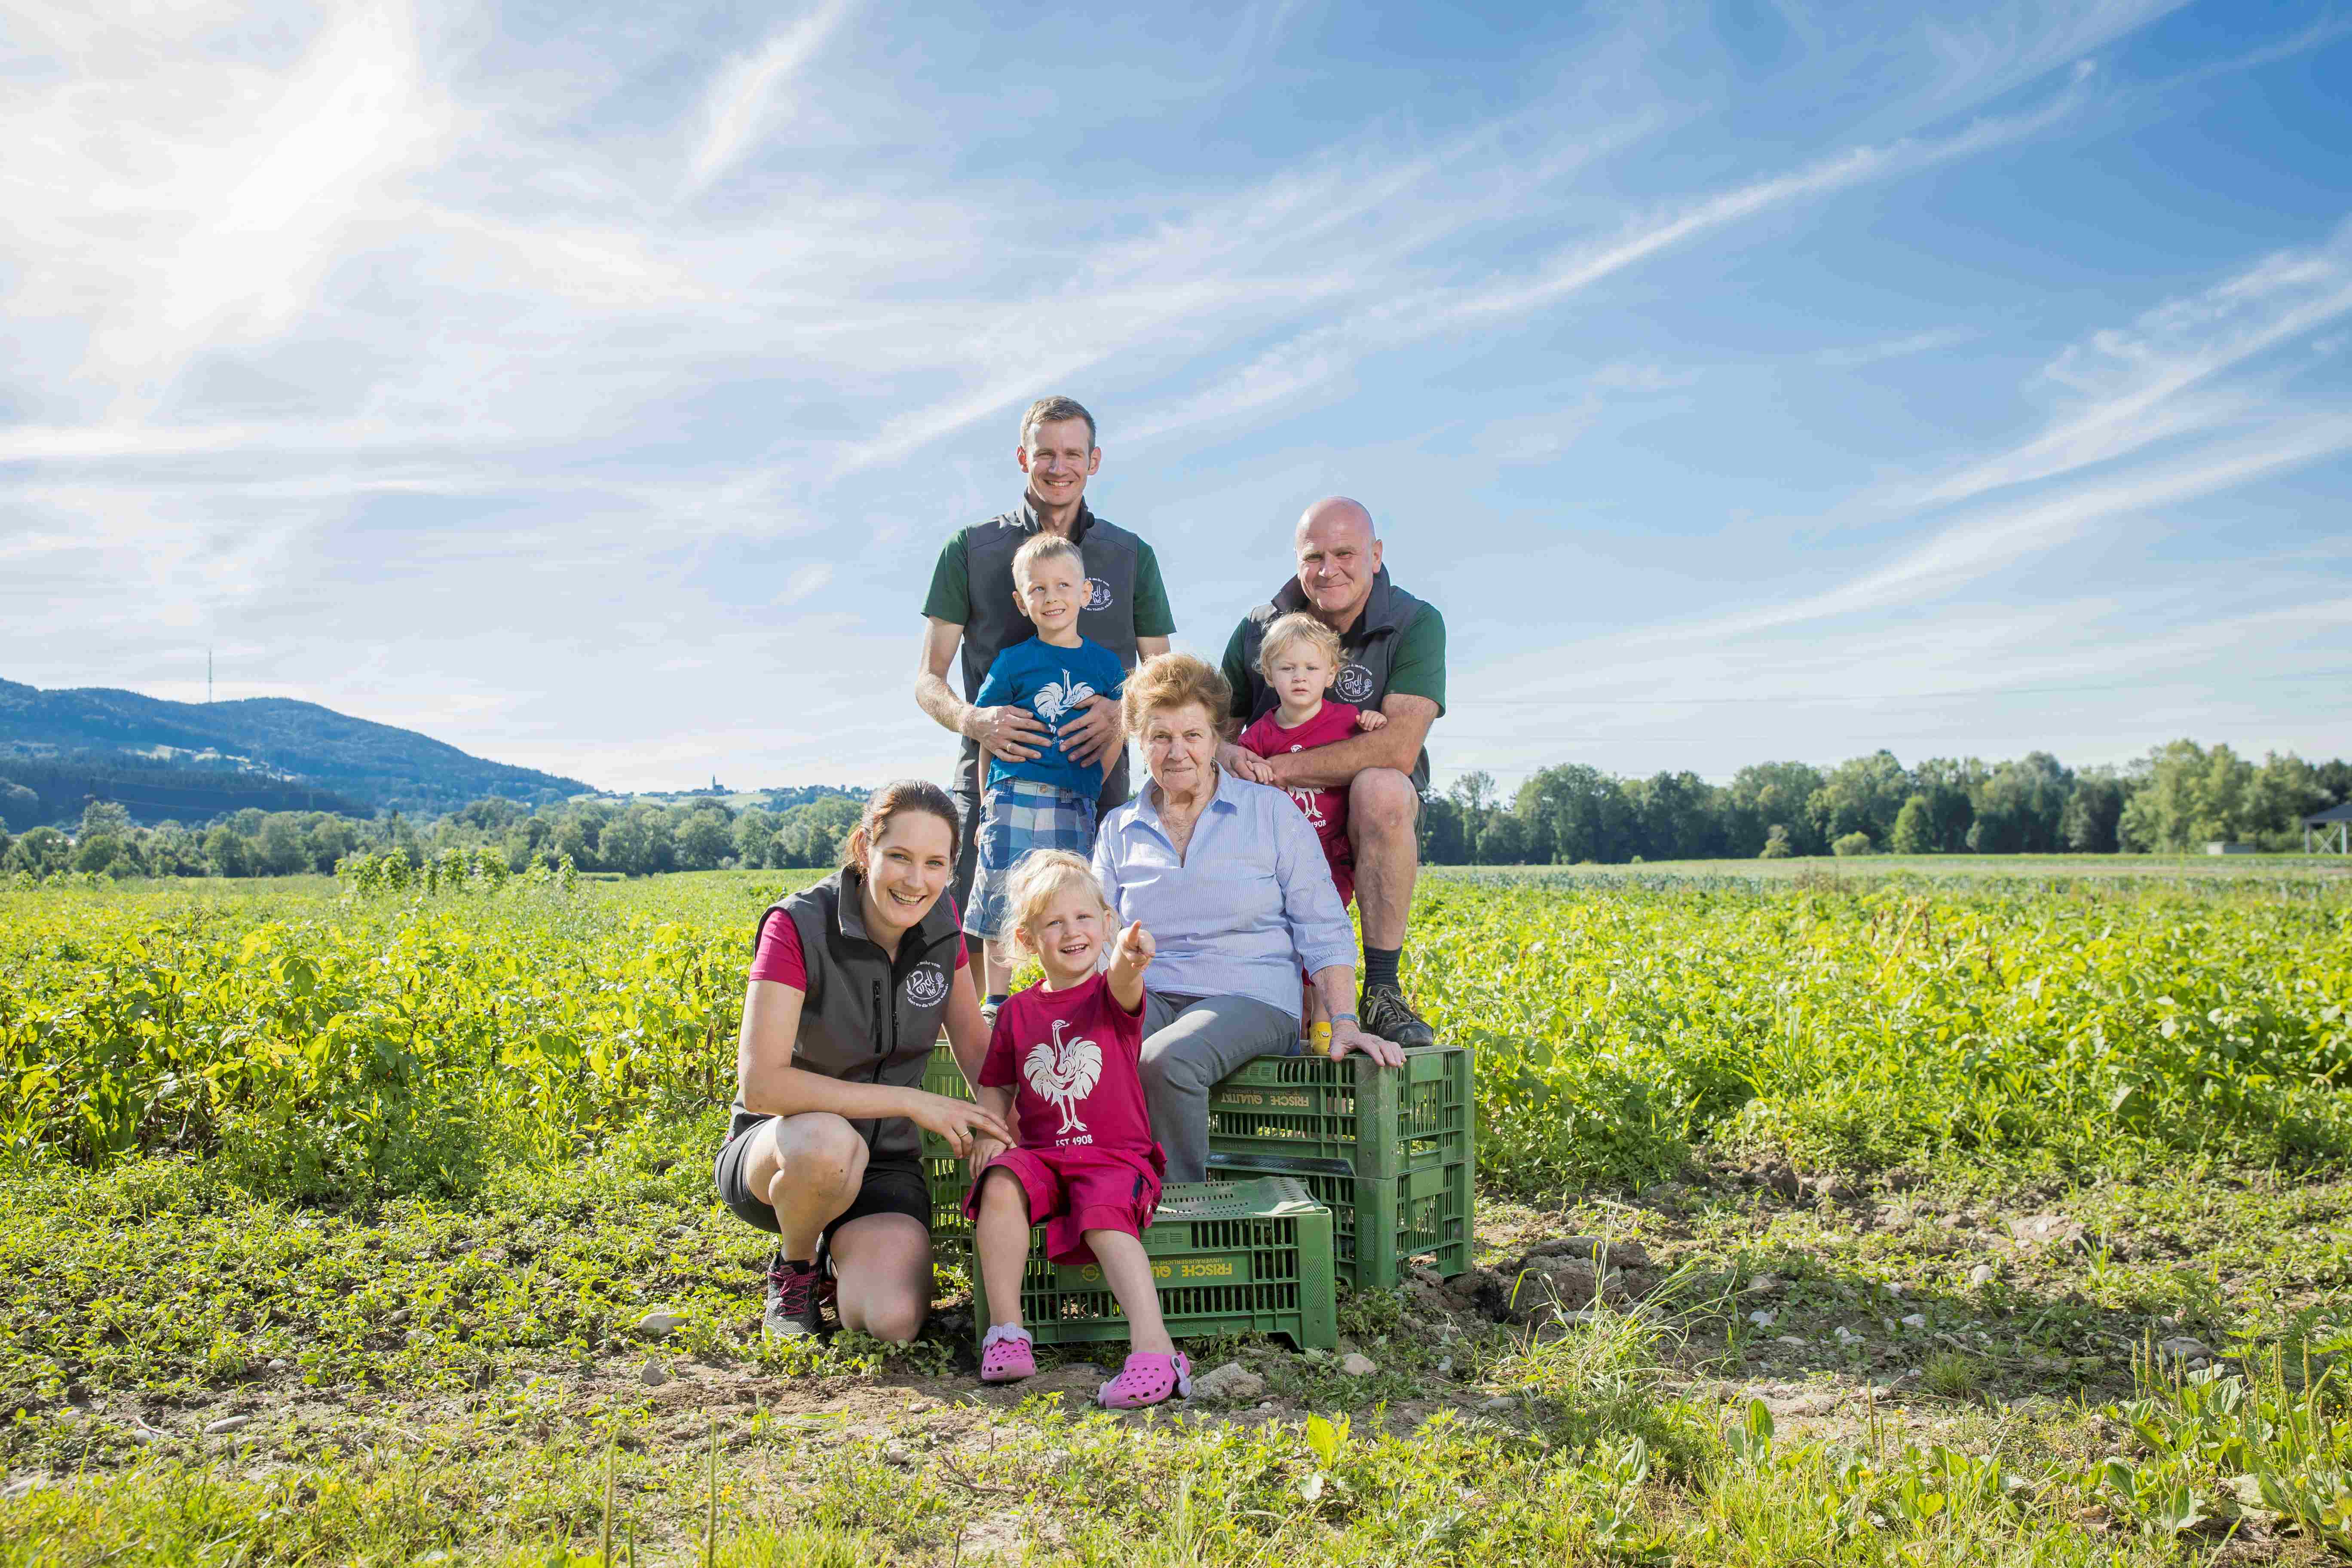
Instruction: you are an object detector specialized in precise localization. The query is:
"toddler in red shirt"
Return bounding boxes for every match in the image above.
[1236,612,1387,1049]
[964,850,1184,1406]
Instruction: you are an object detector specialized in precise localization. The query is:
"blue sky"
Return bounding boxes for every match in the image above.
[3,0,2347,795]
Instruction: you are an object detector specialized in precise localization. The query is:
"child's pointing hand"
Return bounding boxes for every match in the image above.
[1110,919,1155,974]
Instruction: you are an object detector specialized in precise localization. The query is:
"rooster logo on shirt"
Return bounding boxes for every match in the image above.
[1023,1019,1102,1136]
[1031,671,1097,728]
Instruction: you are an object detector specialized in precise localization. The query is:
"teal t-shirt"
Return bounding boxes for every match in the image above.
[972,636,1129,797]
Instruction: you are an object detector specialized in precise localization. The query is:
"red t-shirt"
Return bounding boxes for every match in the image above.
[1237,701,1360,887]
[749,908,970,989]
[978,973,1156,1157]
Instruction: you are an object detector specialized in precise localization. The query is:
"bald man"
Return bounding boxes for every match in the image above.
[1219,498,1446,1048]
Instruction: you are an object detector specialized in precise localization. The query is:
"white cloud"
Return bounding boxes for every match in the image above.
[1911,0,2188,109]
[686,0,857,191]
[1890,221,2352,511]
[1813,326,1979,368]
[2,4,451,413]
[778,563,835,604]
[1126,91,2079,450]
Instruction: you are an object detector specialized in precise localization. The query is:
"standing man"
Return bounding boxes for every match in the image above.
[1219,497,1445,1048]
[916,396,1176,1016]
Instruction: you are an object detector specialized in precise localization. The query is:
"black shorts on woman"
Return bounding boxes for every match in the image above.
[713,867,963,1245]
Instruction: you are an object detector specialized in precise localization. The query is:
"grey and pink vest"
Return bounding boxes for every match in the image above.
[728,869,961,1162]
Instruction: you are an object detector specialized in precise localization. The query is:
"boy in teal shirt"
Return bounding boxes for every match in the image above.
[965,534,1127,1014]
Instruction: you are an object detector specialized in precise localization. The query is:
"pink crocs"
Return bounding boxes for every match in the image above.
[1098,1352,1192,1409]
[979,1324,1035,1383]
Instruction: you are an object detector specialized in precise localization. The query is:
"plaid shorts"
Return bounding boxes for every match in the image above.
[965,778,1098,940]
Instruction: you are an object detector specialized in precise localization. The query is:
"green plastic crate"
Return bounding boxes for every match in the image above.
[921,1042,1476,1287]
[925,1041,978,1104]
[1204,1150,1470,1288]
[922,1047,980,1263]
[1204,1046,1473,1182]
[971,1177,1338,1351]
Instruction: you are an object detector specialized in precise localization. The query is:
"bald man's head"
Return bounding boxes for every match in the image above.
[1292,495,1382,626]
[1295,495,1375,545]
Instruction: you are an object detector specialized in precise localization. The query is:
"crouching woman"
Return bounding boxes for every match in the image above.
[715,781,1011,1341]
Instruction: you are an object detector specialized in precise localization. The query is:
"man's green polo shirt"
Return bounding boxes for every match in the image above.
[921,507,1175,637]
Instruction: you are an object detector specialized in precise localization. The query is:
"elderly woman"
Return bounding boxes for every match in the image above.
[716,780,1011,1341]
[1092,654,1404,1183]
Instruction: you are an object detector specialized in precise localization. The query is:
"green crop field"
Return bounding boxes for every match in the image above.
[3,867,2350,1565]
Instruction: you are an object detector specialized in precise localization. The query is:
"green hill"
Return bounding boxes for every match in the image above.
[0,678,594,824]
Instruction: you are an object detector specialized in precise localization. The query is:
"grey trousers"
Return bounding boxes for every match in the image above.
[1139,991,1298,1183]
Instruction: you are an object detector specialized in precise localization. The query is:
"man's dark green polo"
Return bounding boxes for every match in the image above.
[1221,567,1446,791]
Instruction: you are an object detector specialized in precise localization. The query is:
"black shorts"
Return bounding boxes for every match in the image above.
[713,1120,930,1247]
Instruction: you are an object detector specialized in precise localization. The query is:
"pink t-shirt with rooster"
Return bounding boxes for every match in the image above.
[977,973,1156,1156]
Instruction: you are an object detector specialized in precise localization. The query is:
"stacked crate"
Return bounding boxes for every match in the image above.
[922,1041,1473,1290]
[971,1176,1338,1351]
[1200,1047,1474,1287]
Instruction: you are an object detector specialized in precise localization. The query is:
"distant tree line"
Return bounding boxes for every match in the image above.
[10,742,2345,882]
[1417,741,2352,865]
[428,795,867,876]
[0,791,871,881]
[0,750,373,830]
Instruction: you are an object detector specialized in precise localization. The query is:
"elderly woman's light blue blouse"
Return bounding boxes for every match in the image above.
[1091,768,1356,1015]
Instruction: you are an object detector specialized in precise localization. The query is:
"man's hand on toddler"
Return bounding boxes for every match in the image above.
[1217,742,1276,783]
[1110,919,1156,977]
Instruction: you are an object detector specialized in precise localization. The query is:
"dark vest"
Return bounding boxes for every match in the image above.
[729,869,962,1162]
[1235,567,1435,791]
[951,502,1144,807]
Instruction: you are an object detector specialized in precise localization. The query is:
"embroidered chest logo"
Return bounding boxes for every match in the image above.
[1333,663,1376,703]
[1084,577,1115,612]
[903,962,950,1008]
[1032,671,1097,727]
[1023,1019,1102,1135]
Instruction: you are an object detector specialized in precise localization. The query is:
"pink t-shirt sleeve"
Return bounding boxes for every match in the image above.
[1236,714,1277,758]
[750,910,964,988]
[1107,982,1145,1053]
[747,910,808,989]
[1319,701,1362,741]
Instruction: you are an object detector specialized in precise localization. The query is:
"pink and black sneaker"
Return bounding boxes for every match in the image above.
[763,1254,831,1339]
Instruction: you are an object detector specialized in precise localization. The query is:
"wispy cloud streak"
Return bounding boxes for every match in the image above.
[686,0,855,190]
[1126,92,2081,448]
[1893,221,2352,511]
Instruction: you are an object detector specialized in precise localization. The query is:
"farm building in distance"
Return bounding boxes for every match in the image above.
[2306,801,2352,854]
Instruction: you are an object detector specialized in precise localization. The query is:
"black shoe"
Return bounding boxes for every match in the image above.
[763,1253,830,1339]
[1359,983,1436,1048]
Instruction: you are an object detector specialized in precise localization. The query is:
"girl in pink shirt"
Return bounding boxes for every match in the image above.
[963,850,1186,1406]
[1235,612,1387,1050]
